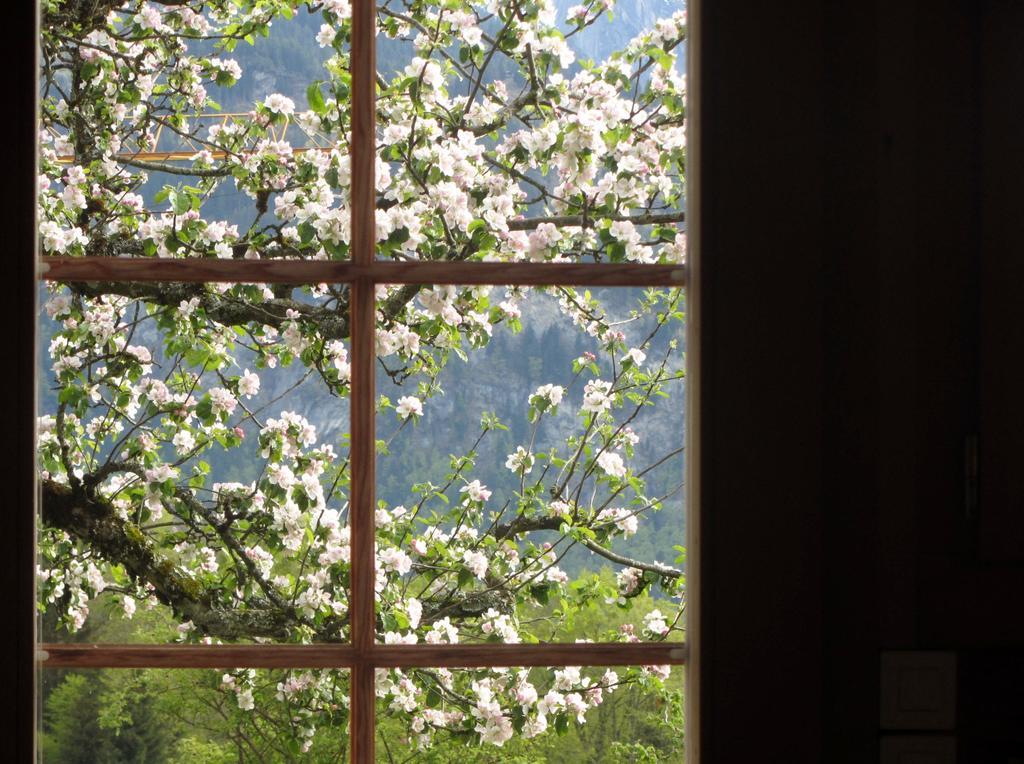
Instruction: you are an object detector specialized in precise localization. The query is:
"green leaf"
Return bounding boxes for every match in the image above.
[298,221,316,245]
[646,44,674,70]
[306,82,327,115]
[172,191,191,215]
[195,397,212,422]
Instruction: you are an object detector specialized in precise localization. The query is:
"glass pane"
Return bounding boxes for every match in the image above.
[37,282,351,643]
[375,665,683,761]
[39,668,351,762]
[375,284,685,645]
[39,4,351,260]
[375,1,687,264]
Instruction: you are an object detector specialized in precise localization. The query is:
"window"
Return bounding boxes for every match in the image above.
[35,0,691,759]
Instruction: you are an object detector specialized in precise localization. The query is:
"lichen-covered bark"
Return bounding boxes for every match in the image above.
[40,479,509,640]
[41,479,307,641]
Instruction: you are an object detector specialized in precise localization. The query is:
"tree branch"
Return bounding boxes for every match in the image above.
[580,538,682,578]
[41,479,313,640]
[491,514,564,541]
[117,157,231,178]
[507,210,685,231]
[70,281,351,339]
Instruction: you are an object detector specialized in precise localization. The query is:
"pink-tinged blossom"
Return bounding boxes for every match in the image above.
[202,221,232,245]
[523,714,548,738]
[61,184,86,210]
[616,567,643,597]
[597,507,638,537]
[125,345,152,365]
[537,690,565,717]
[498,299,521,319]
[514,680,538,708]
[404,597,422,629]
[134,4,164,31]
[178,297,199,317]
[532,383,564,406]
[460,480,491,502]
[549,499,572,517]
[325,340,351,380]
[238,369,260,397]
[527,222,560,260]
[477,716,513,746]
[425,617,459,644]
[379,547,412,575]
[623,347,647,366]
[504,446,534,474]
[384,630,418,645]
[545,566,569,584]
[596,451,627,478]
[661,231,687,263]
[565,692,589,722]
[554,666,581,691]
[644,664,672,681]
[643,608,670,635]
[566,4,588,22]
[282,322,306,353]
[462,549,489,579]
[396,395,423,419]
[171,430,195,454]
[45,294,72,319]
[480,608,520,643]
[324,0,352,18]
[263,93,295,116]
[619,426,641,447]
[267,463,296,490]
[144,464,177,483]
[317,24,335,47]
[582,379,613,414]
[244,545,274,576]
[208,387,237,416]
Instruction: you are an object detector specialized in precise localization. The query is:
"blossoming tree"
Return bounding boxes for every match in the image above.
[38,0,687,755]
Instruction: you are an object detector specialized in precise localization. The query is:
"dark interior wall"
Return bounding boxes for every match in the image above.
[954,0,1024,645]
[4,4,38,763]
[696,0,826,760]
[818,0,978,757]
[822,0,1024,759]
[704,0,1024,760]
[6,0,1024,761]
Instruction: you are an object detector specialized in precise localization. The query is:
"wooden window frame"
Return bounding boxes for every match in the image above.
[34,0,699,760]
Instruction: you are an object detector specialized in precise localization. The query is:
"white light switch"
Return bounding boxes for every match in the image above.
[880,651,957,730]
